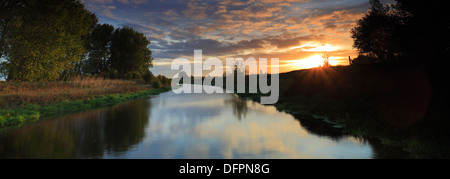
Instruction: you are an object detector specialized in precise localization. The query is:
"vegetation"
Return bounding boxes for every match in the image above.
[110,27,153,79]
[351,0,449,65]
[236,65,448,158]
[198,1,448,158]
[0,0,97,81]
[228,0,450,158]
[351,2,449,130]
[0,77,147,109]
[0,0,161,84]
[321,53,331,68]
[83,24,115,76]
[81,24,154,80]
[0,99,153,159]
[0,81,171,129]
[0,1,171,129]
[1,0,448,159]
[0,76,172,129]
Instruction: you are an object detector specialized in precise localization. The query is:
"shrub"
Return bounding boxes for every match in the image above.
[143,71,155,84]
[151,80,161,89]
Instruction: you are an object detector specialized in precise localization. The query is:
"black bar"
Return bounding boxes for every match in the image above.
[5,159,442,178]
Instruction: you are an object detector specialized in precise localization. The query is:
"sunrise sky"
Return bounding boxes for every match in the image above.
[81,0,393,77]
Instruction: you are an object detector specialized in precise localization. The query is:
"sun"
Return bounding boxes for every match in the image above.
[291,55,325,69]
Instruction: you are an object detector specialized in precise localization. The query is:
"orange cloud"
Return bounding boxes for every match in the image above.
[83,0,372,75]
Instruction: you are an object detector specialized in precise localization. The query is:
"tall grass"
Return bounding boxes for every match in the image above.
[0,86,171,129]
[0,77,146,109]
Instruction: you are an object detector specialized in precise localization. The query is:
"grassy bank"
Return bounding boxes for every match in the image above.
[237,65,449,159]
[0,78,171,129]
[0,77,148,109]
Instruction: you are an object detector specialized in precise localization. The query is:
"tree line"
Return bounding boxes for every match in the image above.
[351,0,449,67]
[0,0,168,86]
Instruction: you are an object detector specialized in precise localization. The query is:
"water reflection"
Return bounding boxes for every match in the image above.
[0,85,408,159]
[294,115,346,141]
[225,95,250,121]
[0,101,151,158]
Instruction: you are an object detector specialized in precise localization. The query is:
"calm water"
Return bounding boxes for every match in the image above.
[0,85,407,159]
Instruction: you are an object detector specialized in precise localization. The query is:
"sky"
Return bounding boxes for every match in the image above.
[81,0,391,77]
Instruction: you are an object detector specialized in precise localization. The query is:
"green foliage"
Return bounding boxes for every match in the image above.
[142,70,154,84]
[0,61,7,79]
[83,24,115,75]
[151,80,161,89]
[110,26,153,79]
[1,0,97,81]
[0,87,171,129]
[157,75,171,86]
[0,0,20,60]
[0,1,163,82]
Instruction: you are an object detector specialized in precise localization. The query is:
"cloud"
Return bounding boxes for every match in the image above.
[117,0,147,4]
[182,1,210,19]
[101,5,120,20]
[303,9,364,27]
[83,0,114,4]
[82,0,371,76]
[266,35,324,49]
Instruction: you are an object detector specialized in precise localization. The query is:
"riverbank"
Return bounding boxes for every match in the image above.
[0,78,171,129]
[0,77,148,109]
[237,65,449,159]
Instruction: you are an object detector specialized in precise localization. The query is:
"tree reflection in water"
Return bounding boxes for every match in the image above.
[0,89,413,159]
[0,100,151,159]
[223,96,412,159]
[224,95,249,121]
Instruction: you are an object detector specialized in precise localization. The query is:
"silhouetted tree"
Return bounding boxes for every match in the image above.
[352,0,450,65]
[322,53,331,68]
[351,0,398,63]
[394,0,450,65]
[393,1,450,118]
[351,0,450,124]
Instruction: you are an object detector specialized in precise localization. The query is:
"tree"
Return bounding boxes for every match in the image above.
[322,53,331,68]
[1,1,13,59]
[352,0,450,65]
[84,24,115,75]
[110,27,153,79]
[394,0,450,64]
[350,0,450,119]
[351,0,398,63]
[0,0,97,81]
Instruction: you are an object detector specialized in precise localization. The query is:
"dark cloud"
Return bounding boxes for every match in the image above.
[266,35,324,49]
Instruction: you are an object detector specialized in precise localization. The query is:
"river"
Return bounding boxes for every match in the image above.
[0,85,408,159]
